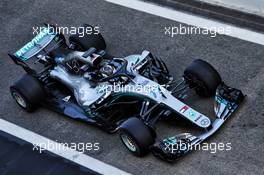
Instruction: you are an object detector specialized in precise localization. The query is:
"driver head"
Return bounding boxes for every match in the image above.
[100,64,115,78]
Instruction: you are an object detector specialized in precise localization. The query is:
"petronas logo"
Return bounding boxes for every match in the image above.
[189,110,196,119]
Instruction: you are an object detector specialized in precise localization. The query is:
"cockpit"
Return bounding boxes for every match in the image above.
[55,48,135,85]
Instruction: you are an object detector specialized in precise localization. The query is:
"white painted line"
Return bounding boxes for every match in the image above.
[0,119,132,175]
[106,0,264,46]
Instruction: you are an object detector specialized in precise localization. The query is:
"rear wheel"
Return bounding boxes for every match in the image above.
[10,74,45,112]
[184,59,222,97]
[119,117,155,156]
[69,24,106,51]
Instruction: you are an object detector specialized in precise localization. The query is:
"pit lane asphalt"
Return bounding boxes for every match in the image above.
[0,0,264,174]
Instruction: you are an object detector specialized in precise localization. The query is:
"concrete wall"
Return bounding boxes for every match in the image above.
[198,0,264,17]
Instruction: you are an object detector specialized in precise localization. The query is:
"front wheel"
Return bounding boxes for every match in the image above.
[119,117,155,156]
[184,59,222,97]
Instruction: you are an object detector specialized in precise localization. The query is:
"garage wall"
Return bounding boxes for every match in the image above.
[198,0,264,17]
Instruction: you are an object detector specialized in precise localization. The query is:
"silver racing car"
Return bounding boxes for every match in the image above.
[9,24,244,162]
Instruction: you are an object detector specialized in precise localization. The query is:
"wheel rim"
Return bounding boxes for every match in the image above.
[12,92,27,108]
[121,134,137,152]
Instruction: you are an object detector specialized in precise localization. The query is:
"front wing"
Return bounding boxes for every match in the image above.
[151,83,245,162]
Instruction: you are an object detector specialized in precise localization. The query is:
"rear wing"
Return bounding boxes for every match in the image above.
[9,25,66,75]
[14,27,57,61]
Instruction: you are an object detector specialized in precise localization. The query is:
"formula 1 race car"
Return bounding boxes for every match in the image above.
[9,24,244,162]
